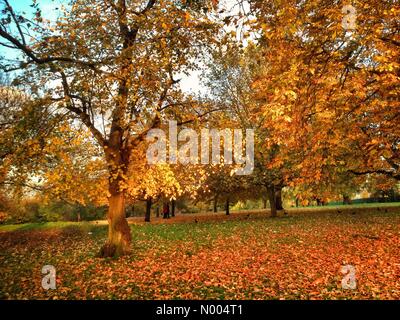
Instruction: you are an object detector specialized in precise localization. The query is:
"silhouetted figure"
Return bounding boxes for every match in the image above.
[343,195,352,205]
[162,203,170,219]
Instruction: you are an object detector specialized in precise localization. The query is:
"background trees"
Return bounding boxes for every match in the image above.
[247,0,399,193]
[200,0,399,213]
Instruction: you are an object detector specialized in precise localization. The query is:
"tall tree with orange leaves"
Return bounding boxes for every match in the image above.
[248,0,399,189]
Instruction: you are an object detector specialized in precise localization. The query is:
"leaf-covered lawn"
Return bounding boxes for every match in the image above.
[1,208,400,300]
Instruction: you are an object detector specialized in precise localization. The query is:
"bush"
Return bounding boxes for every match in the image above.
[2,197,107,224]
[37,201,106,222]
[0,211,8,224]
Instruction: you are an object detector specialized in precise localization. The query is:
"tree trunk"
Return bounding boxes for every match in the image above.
[145,198,152,222]
[225,198,230,215]
[213,195,218,213]
[263,196,267,209]
[156,205,160,218]
[267,186,277,218]
[275,187,284,210]
[171,200,176,217]
[99,121,133,258]
[100,190,131,257]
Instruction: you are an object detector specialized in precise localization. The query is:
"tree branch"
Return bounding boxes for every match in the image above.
[56,69,106,147]
[349,169,400,181]
[0,28,99,70]
[3,0,27,46]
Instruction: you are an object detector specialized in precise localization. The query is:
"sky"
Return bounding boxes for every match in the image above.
[1,0,64,57]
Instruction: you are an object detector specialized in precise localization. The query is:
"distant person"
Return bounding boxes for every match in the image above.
[163,203,170,219]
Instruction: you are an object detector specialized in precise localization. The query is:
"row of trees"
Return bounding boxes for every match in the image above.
[0,0,398,256]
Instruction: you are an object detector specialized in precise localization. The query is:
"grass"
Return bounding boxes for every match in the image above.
[292,202,400,210]
[2,202,399,233]
[1,204,400,300]
[0,221,97,233]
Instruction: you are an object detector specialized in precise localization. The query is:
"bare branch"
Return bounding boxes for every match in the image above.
[3,0,26,46]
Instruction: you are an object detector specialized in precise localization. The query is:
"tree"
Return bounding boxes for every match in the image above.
[39,125,109,207]
[0,0,221,256]
[203,42,287,217]
[0,81,92,197]
[145,197,151,222]
[248,0,399,189]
